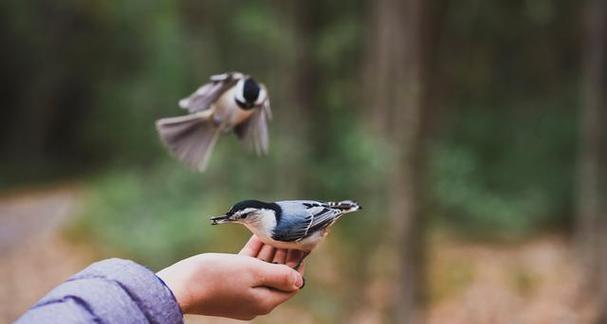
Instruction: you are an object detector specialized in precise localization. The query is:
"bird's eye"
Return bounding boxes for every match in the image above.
[240,213,249,219]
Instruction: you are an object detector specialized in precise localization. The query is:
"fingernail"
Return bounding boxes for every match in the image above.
[294,273,304,288]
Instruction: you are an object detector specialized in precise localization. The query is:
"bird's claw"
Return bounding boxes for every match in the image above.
[293,251,309,271]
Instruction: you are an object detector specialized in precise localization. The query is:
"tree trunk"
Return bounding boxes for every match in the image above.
[366,0,430,322]
[576,0,606,321]
[294,0,340,162]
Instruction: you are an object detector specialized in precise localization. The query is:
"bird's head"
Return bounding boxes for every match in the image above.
[235,77,266,109]
[210,200,279,227]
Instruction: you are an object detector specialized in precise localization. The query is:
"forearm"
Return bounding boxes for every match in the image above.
[17,258,183,324]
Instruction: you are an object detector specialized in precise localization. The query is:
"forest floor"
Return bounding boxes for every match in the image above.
[425,233,597,324]
[0,185,94,322]
[0,186,600,323]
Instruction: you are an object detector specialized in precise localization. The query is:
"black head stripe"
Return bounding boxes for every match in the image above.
[242,78,260,104]
[230,200,281,218]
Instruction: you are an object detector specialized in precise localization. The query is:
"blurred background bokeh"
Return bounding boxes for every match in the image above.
[1,0,606,323]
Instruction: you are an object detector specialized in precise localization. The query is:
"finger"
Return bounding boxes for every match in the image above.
[239,235,264,257]
[256,244,276,262]
[272,249,287,264]
[252,286,297,314]
[286,250,304,268]
[253,262,303,292]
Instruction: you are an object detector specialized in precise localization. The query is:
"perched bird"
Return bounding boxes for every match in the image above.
[210,199,362,268]
[156,72,272,172]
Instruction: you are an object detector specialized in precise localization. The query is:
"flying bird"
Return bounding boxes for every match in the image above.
[210,199,362,269]
[156,72,272,171]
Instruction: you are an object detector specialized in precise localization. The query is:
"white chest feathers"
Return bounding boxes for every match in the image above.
[243,208,277,239]
[213,87,254,127]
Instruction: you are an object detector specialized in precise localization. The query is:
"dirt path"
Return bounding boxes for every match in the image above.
[0,186,92,322]
[426,234,597,324]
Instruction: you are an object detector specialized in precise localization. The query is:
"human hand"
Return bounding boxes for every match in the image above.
[239,235,307,269]
[157,236,305,320]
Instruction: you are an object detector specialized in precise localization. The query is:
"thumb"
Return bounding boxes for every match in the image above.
[253,261,303,292]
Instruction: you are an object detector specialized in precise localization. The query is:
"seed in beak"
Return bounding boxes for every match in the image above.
[210,215,230,225]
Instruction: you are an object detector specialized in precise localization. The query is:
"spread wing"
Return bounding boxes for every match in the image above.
[178,72,242,113]
[272,203,342,242]
[234,87,271,155]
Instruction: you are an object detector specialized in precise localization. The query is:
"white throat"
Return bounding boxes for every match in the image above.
[243,208,276,238]
[255,87,267,106]
[234,79,246,103]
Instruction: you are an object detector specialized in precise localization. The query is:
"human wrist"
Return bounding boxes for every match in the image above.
[156,259,198,314]
[155,274,186,314]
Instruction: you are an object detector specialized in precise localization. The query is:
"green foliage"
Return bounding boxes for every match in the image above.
[74,165,219,269]
[430,104,577,236]
[1,0,584,266]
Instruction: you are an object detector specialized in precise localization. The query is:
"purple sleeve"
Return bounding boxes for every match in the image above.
[16,258,184,324]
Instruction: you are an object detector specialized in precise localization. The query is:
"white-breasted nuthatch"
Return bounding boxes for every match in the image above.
[210,199,361,268]
[156,72,272,172]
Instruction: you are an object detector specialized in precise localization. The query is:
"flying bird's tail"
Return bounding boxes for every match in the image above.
[327,200,361,214]
[156,112,220,172]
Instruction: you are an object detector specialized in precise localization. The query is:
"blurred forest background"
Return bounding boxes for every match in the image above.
[0,0,606,323]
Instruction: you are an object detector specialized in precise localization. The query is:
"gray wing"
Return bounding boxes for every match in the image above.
[261,90,272,119]
[305,205,342,234]
[234,92,271,155]
[178,73,242,113]
[272,201,342,242]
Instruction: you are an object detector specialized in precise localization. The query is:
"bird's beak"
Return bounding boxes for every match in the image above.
[210,214,232,225]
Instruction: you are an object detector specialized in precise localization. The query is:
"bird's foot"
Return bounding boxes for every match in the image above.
[293,251,310,271]
[294,259,303,271]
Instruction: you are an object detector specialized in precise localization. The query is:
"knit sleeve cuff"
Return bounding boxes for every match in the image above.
[71,258,184,324]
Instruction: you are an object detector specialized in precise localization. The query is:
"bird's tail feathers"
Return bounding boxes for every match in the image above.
[327,200,361,214]
[156,112,220,172]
